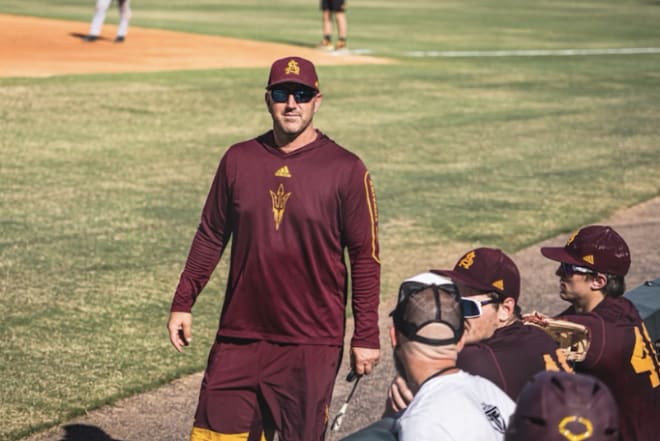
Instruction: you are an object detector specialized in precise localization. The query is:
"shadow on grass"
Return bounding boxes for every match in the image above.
[61,424,124,441]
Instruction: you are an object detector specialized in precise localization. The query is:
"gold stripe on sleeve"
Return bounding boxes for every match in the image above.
[363,171,380,264]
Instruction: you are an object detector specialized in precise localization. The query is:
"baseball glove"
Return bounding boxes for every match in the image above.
[524,315,590,362]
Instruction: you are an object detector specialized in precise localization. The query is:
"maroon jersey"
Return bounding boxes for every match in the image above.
[171,130,380,348]
[558,296,660,441]
[458,321,572,399]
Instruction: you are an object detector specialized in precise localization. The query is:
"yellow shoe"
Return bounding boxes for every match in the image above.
[316,39,334,51]
[335,40,347,51]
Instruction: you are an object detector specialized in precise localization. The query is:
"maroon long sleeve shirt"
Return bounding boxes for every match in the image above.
[171,130,380,349]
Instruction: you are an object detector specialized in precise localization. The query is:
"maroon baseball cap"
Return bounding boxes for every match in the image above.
[431,247,520,301]
[266,56,320,91]
[505,371,619,441]
[540,225,630,276]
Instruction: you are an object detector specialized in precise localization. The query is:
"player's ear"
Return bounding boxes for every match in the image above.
[389,325,398,348]
[590,273,608,290]
[498,297,516,322]
[312,92,323,113]
[456,331,466,353]
[265,92,273,112]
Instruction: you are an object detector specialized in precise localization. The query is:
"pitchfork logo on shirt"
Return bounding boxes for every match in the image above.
[482,403,507,433]
[269,183,291,230]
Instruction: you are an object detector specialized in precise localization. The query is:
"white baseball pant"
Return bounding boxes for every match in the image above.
[89,0,132,38]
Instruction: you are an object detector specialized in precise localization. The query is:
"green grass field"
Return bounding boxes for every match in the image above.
[1,1,660,439]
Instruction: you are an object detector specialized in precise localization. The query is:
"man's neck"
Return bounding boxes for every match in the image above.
[273,127,318,153]
[409,361,458,392]
[574,291,605,313]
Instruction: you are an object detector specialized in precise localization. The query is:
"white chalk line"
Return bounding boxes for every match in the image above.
[405,47,660,57]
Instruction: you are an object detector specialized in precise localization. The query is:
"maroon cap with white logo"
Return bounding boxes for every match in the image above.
[541,225,630,276]
[431,247,520,301]
[266,56,320,91]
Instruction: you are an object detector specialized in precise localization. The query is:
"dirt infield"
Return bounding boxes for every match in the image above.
[0,14,391,78]
[20,196,660,441]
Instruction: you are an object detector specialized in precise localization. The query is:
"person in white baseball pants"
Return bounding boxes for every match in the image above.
[84,0,131,42]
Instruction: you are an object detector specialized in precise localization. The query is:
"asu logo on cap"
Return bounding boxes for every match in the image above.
[566,229,580,246]
[458,251,476,270]
[284,59,301,76]
[266,56,321,91]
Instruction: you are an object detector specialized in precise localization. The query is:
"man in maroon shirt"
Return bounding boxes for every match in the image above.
[167,56,381,441]
[539,225,660,441]
[386,248,568,411]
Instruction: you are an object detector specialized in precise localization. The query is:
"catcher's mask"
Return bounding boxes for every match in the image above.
[390,279,464,346]
[505,371,619,441]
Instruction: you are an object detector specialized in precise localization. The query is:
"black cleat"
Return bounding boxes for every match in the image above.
[83,35,99,42]
[114,36,125,43]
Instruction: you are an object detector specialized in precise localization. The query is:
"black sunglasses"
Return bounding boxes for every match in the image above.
[270,88,317,104]
[560,262,598,277]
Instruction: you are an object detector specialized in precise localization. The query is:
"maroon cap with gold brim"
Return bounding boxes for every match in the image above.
[266,56,320,91]
[540,225,630,276]
[431,247,520,301]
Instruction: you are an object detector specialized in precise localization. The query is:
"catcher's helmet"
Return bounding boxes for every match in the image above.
[505,371,619,441]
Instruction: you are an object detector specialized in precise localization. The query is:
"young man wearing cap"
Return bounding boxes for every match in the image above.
[167,56,381,441]
[349,277,514,441]
[505,371,620,441]
[387,248,569,413]
[539,224,660,441]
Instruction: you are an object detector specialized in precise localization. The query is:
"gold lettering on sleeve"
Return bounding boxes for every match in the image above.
[269,183,291,231]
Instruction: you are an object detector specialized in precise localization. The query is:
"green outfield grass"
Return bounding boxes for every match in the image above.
[2,1,660,439]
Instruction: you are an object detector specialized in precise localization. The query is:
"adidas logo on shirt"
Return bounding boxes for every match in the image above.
[275,166,291,178]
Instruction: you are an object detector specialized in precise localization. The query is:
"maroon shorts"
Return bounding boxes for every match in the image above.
[191,337,342,441]
[321,0,345,12]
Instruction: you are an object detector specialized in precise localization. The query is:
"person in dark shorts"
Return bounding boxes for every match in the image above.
[317,0,348,51]
[539,225,660,441]
[167,56,381,441]
[505,371,620,441]
[386,248,570,413]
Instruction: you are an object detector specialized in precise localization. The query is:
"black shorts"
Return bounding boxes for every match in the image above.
[321,0,346,12]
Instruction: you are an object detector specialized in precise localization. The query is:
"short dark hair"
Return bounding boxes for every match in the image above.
[587,273,626,297]
[603,274,626,297]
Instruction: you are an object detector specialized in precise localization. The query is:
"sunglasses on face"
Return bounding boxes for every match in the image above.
[269,88,317,103]
[461,297,499,319]
[560,262,597,277]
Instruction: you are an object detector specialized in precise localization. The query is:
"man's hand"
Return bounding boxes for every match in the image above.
[522,310,549,326]
[351,346,380,376]
[168,311,192,352]
[386,374,413,414]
